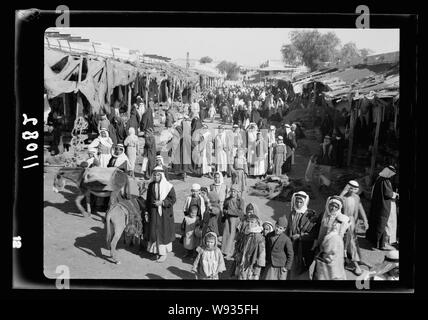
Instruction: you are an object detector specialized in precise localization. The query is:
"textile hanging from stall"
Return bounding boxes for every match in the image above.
[44,50,79,98]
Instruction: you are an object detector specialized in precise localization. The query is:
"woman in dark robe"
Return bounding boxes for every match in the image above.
[143,128,157,180]
[366,166,398,250]
[146,166,176,262]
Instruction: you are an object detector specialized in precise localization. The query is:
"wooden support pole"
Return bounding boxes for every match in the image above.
[346,98,356,167]
[370,103,382,182]
[127,84,132,119]
[145,74,149,108]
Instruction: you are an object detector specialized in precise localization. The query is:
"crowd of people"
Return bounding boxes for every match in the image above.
[69,82,398,280]
[131,159,399,280]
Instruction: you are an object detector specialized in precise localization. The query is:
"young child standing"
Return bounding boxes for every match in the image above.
[192,232,226,280]
[181,205,202,258]
[234,214,266,280]
[263,216,294,280]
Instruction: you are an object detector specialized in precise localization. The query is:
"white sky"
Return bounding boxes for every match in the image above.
[50,28,399,67]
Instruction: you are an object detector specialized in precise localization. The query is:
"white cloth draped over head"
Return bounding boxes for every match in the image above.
[183,194,206,219]
[321,196,344,227]
[291,191,309,214]
[213,171,224,186]
[378,166,396,179]
[128,127,136,136]
[245,202,260,217]
[110,145,131,168]
[97,129,113,147]
[153,165,173,217]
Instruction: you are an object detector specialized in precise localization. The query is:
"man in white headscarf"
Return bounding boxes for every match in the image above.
[316,196,347,249]
[107,144,131,174]
[340,180,369,275]
[312,213,350,280]
[146,166,176,262]
[88,128,113,168]
[366,165,398,250]
[287,191,321,279]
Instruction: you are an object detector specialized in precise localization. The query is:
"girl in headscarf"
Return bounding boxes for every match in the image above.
[221,185,246,258]
[202,191,222,237]
[231,148,248,194]
[192,232,226,280]
[273,136,287,176]
[209,171,229,209]
[124,127,139,177]
[88,128,113,168]
[234,214,266,280]
[146,166,176,263]
[312,213,350,280]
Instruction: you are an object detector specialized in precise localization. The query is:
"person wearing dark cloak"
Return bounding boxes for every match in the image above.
[127,104,141,134]
[143,128,157,180]
[139,102,154,133]
[366,165,398,250]
[146,166,176,263]
[287,191,321,280]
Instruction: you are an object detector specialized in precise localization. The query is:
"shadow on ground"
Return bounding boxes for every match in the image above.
[74,226,128,264]
[145,273,165,279]
[167,266,195,279]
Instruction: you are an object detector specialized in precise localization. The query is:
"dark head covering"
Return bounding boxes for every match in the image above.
[276,216,288,229]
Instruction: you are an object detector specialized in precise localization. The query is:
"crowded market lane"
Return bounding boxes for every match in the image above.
[44,114,387,280]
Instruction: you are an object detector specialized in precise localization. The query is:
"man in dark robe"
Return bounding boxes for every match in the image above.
[165,106,175,128]
[191,112,203,173]
[146,166,176,262]
[47,108,63,155]
[287,191,321,279]
[366,166,398,250]
[127,104,140,134]
[143,128,157,180]
[250,107,261,125]
[139,103,154,133]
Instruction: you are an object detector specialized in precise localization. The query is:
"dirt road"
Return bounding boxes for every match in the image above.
[43,117,388,280]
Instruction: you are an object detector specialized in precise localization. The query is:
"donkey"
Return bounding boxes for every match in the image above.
[105,195,147,264]
[53,166,133,218]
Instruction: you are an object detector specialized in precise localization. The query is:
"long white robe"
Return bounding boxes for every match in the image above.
[247,130,257,175]
[215,132,228,172]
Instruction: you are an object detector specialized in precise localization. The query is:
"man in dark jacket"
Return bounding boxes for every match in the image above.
[263,216,294,280]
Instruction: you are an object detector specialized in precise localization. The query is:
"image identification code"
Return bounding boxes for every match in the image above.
[168,304,259,317]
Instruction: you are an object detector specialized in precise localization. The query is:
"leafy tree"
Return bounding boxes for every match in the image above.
[359,48,374,58]
[281,30,376,70]
[340,42,361,65]
[280,44,300,65]
[216,60,240,80]
[199,56,213,64]
[283,30,341,71]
